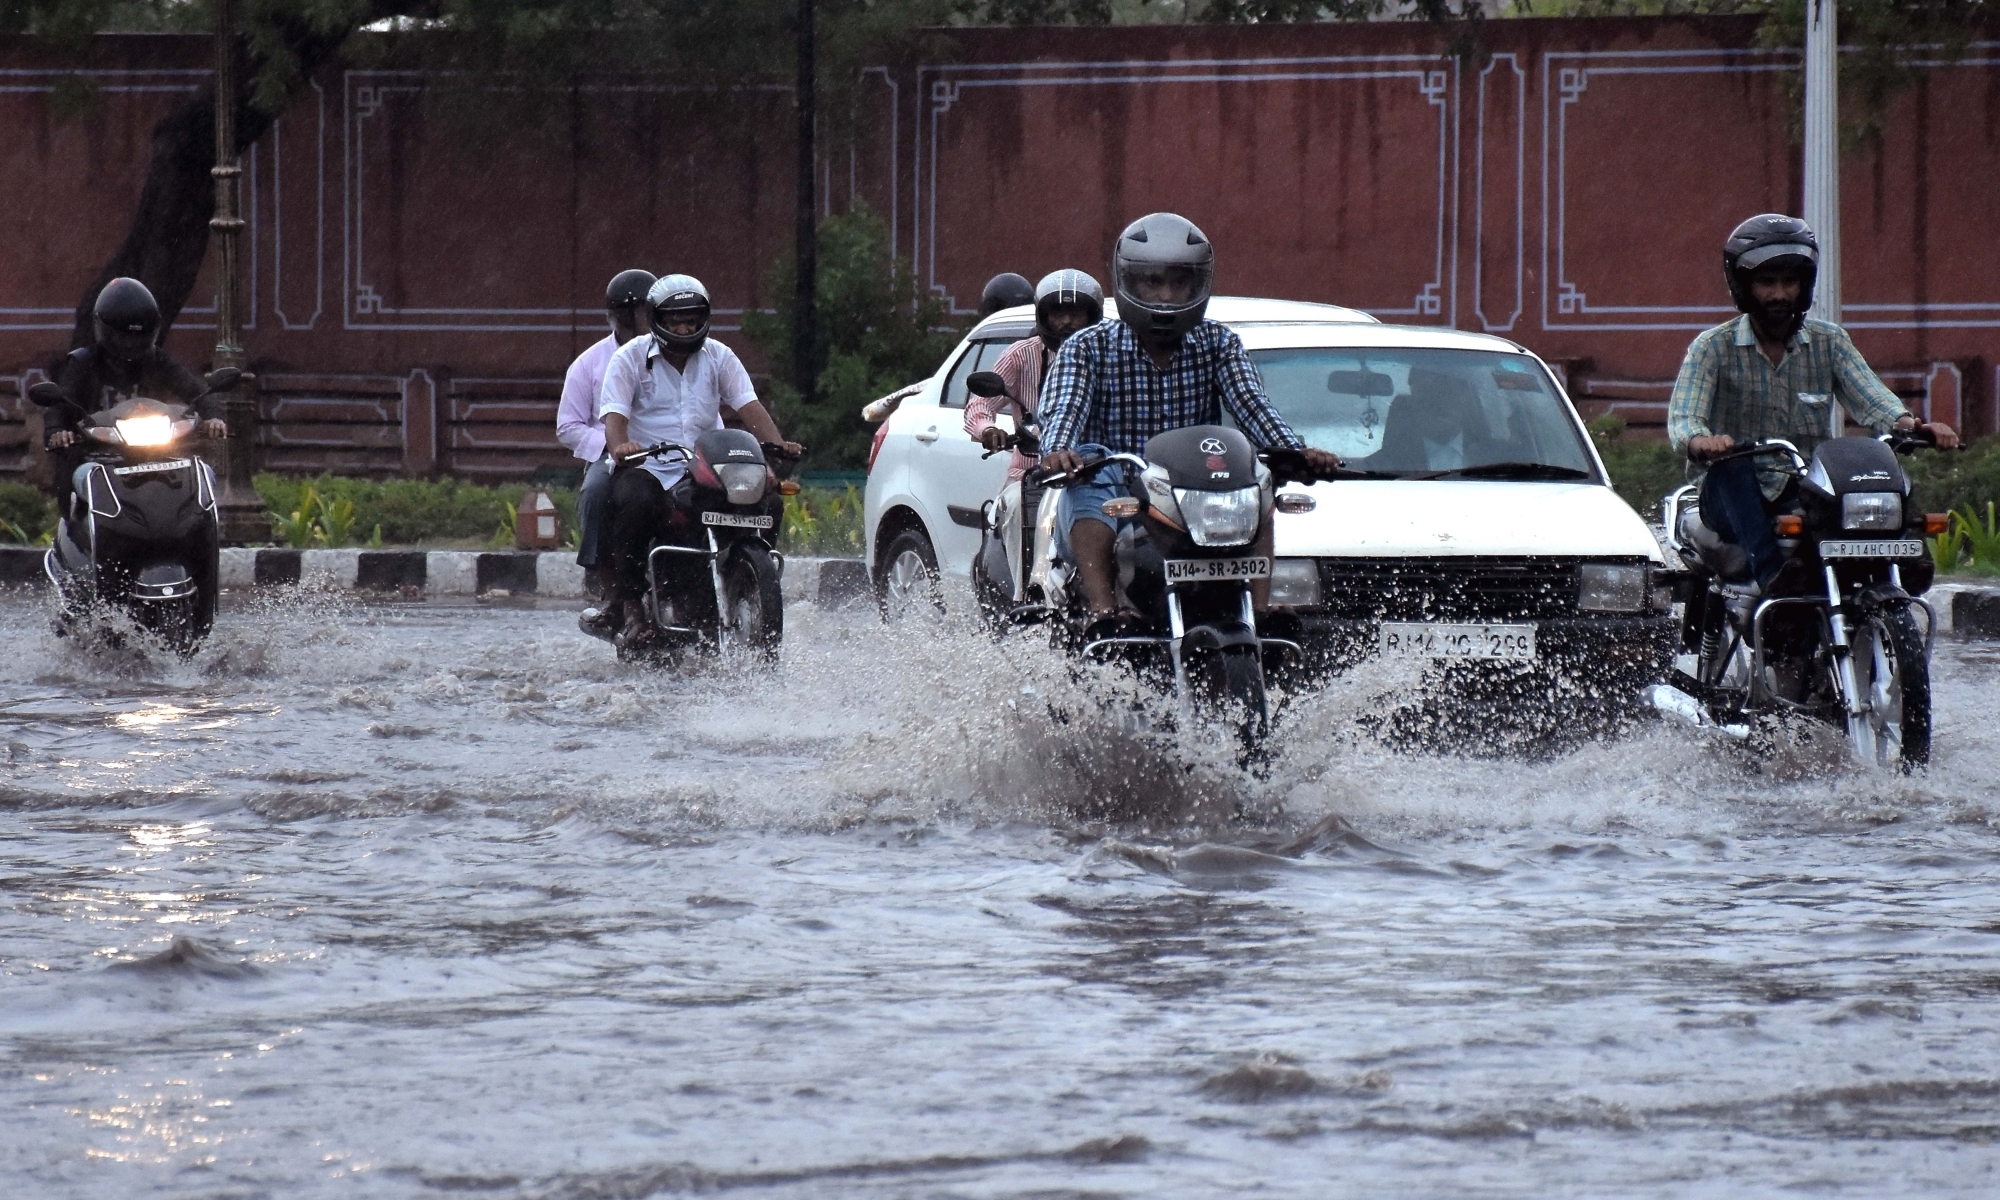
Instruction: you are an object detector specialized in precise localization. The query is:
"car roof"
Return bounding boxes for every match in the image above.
[1230,322,1529,354]
[965,294,1379,340]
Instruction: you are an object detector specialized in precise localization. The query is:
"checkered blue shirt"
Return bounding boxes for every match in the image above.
[1037,318,1304,456]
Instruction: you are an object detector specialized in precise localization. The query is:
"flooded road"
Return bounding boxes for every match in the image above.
[4,591,2000,1198]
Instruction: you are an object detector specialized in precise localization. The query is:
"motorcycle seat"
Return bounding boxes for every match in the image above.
[1676,502,1751,581]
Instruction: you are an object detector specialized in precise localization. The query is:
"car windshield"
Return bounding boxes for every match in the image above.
[1245,347,1597,480]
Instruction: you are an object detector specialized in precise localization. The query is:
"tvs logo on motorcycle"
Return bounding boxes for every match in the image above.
[1199,438,1227,455]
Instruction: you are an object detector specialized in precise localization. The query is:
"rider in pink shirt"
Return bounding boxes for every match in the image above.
[963,269,1104,478]
[559,270,653,593]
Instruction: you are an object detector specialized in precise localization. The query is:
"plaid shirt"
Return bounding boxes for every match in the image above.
[1038,318,1304,456]
[1668,316,1908,480]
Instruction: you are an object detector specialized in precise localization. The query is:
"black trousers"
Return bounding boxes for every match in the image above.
[606,467,682,606]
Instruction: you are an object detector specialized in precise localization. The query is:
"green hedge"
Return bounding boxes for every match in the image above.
[1588,416,1686,519]
[0,482,57,544]
[255,474,578,547]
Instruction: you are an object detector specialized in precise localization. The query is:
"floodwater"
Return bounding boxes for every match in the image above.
[3,589,1999,1199]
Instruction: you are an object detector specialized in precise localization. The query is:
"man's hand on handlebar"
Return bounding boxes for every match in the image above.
[1896,416,1959,449]
[611,441,646,460]
[48,430,75,450]
[771,440,806,460]
[1687,433,1736,461]
[978,426,1011,454]
[1300,447,1343,477]
[202,418,228,439]
[1040,448,1084,476]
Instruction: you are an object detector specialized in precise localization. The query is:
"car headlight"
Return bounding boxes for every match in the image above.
[1841,492,1902,531]
[1268,558,1320,607]
[715,463,769,505]
[113,413,178,447]
[1578,562,1647,613]
[1173,485,1261,547]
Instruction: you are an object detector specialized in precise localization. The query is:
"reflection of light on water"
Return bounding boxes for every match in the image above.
[111,704,191,730]
[128,823,213,851]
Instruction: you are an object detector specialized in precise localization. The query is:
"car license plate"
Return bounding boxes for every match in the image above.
[1165,556,1270,582]
[1819,539,1924,559]
[1378,622,1538,660]
[113,458,191,476]
[702,511,774,529]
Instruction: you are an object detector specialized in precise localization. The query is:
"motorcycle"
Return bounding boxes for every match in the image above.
[1028,424,1329,745]
[1649,432,1948,767]
[27,370,238,654]
[963,371,1047,625]
[578,428,799,663]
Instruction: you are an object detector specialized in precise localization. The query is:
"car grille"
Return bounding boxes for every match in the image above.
[1313,557,1589,621]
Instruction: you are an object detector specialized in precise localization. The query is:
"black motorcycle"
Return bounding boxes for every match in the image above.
[580,428,798,662]
[1653,432,1946,767]
[28,372,237,654]
[1030,424,1329,744]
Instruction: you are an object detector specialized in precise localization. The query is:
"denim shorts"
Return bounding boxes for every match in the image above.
[1052,444,1137,564]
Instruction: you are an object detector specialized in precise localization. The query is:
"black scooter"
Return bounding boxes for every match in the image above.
[1650,431,1946,767]
[28,371,237,654]
[580,428,799,663]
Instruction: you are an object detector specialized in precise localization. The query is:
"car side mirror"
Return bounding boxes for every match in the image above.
[966,371,1007,399]
[204,367,242,392]
[27,381,64,407]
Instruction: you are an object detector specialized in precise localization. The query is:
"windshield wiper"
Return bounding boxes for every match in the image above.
[1407,462,1593,481]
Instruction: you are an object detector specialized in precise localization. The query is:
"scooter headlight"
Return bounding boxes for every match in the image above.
[1841,492,1902,531]
[113,413,180,447]
[715,463,768,505]
[1173,485,1261,547]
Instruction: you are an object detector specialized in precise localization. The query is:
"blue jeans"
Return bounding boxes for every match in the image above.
[1700,457,1781,585]
[1052,444,1137,565]
[576,457,613,568]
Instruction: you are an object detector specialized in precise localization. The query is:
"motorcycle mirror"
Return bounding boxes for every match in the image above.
[965,371,1008,399]
[26,381,64,407]
[1327,369,1395,397]
[204,367,242,392]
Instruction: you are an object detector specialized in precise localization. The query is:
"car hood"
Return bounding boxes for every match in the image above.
[1272,480,1666,563]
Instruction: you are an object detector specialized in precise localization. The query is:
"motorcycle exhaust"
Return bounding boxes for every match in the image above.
[1642,683,1749,740]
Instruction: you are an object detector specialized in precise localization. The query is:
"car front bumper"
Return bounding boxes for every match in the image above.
[1284,613,1678,679]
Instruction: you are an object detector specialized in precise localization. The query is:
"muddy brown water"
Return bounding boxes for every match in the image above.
[3,592,1999,1198]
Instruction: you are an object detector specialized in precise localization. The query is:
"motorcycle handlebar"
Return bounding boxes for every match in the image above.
[1029,451,1148,489]
[1692,438,1808,472]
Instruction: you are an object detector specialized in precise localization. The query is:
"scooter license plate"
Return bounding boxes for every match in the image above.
[1165,556,1270,582]
[702,511,774,530]
[113,458,191,476]
[1819,539,1925,559]
[1378,622,1538,661]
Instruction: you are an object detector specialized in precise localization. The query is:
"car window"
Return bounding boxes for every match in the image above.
[1246,347,1597,478]
[940,338,1015,410]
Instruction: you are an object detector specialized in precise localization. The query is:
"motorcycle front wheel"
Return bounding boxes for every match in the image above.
[1844,602,1930,769]
[1191,644,1270,751]
[720,549,783,658]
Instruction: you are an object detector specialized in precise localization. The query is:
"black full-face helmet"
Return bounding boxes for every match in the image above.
[978,273,1035,319]
[605,269,656,343]
[93,277,161,365]
[1032,268,1104,351]
[1112,212,1213,342]
[648,274,711,356]
[1723,214,1819,337]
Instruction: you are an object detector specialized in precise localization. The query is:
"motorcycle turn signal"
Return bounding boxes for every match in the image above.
[1774,514,1803,537]
[1101,496,1142,518]
[1923,513,1950,535]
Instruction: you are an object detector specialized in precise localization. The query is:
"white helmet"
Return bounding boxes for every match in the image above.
[1111,212,1213,342]
[648,274,711,355]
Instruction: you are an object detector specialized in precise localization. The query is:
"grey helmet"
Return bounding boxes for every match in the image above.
[1112,212,1213,342]
[1723,214,1818,336]
[648,273,711,356]
[1032,268,1103,351]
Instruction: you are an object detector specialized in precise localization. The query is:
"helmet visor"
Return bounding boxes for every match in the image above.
[101,324,155,361]
[1736,241,1817,271]
[1116,261,1211,314]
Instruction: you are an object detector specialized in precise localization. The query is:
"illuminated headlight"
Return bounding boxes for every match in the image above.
[113,413,180,447]
[1578,562,1647,613]
[1841,492,1902,531]
[1174,485,1261,547]
[1268,558,1321,607]
[715,463,768,504]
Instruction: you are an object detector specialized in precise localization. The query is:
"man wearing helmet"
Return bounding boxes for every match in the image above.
[560,269,653,605]
[595,274,802,644]
[1669,214,1958,589]
[963,268,1104,481]
[43,277,226,514]
[1037,213,1340,636]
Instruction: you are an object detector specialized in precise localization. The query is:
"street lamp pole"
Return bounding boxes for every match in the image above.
[210,0,265,543]
[1803,0,1842,438]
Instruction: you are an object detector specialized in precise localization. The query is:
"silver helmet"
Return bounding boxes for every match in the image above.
[1032,268,1104,350]
[1111,212,1213,342]
[648,273,711,356]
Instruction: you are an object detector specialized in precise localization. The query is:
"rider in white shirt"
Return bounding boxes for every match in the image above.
[596,274,801,642]
[558,269,652,600]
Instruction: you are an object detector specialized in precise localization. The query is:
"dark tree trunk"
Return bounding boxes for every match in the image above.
[792,0,818,404]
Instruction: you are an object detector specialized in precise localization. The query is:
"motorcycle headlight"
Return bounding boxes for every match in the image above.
[715,463,768,505]
[1578,562,1647,613]
[1841,492,1902,531]
[1173,485,1261,547]
[113,413,178,447]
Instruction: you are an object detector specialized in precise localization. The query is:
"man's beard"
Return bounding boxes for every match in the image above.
[1751,299,1802,339]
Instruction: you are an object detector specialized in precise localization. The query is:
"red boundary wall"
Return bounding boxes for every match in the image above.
[3,19,1996,481]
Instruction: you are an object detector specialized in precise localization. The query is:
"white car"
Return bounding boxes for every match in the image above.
[865,298,1676,689]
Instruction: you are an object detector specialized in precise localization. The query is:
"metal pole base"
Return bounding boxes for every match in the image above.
[215,376,266,546]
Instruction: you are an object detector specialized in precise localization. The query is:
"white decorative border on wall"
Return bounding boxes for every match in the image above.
[912,56,1459,323]
[0,68,257,333]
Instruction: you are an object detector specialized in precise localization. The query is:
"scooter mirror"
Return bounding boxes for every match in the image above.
[204,367,243,392]
[965,371,1008,399]
[27,381,64,407]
